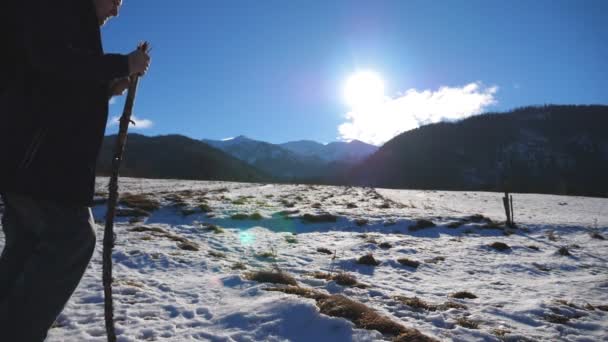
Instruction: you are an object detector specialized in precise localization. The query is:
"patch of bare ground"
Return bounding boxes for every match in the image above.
[423,256,445,264]
[379,242,393,249]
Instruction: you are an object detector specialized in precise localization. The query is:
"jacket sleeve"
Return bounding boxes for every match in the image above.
[24,0,130,83]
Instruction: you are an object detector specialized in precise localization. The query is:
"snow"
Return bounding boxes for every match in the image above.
[1,177,607,341]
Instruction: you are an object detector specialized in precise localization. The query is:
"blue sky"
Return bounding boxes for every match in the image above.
[103,0,608,145]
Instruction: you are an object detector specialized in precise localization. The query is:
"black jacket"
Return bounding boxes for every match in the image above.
[0,0,130,206]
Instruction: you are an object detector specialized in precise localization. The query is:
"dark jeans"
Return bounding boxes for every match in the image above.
[0,193,96,342]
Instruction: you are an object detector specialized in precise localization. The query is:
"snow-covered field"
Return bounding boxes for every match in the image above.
[1,177,607,341]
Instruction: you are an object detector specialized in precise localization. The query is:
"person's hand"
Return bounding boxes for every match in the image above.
[128,48,150,76]
[109,77,131,96]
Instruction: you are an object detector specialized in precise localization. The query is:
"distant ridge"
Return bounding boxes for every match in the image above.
[347,105,608,197]
[96,134,271,182]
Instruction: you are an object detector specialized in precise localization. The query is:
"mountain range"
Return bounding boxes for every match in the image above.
[202,136,378,179]
[97,105,608,197]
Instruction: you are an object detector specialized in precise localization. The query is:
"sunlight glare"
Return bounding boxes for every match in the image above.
[343,71,385,109]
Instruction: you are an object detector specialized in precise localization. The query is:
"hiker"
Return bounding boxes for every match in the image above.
[0,0,150,340]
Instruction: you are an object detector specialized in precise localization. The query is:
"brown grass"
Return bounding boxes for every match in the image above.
[488,242,511,251]
[545,313,570,324]
[129,226,190,244]
[355,218,369,226]
[450,291,477,299]
[264,287,437,340]
[394,296,435,311]
[409,219,435,231]
[177,241,199,251]
[590,232,605,240]
[301,213,338,223]
[119,193,161,212]
[455,317,479,329]
[397,258,420,268]
[379,242,393,249]
[116,208,151,217]
[231,262,247,270]
[316,247,333,255]
[437,301,467,310]
[557,246,571,256]
[332,272,358,286]
[208,250,225,258]
[245,270,297,286]
[357,253,380,266]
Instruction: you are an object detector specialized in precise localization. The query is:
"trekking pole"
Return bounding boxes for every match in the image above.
[103,41,149,342]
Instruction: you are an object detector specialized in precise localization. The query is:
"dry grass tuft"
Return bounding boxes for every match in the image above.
[177,241,199,251]
[264,288,437,340]
[316,247,333,255]
[393,330,438,342]
[301,213,338,223]
[318,295,428,338]
[546,230,558,241]
[527,245,540,251]
[208,250,225,258]
[491,328,511,337]
[590,232,605,240]
[129,226,192,244]
[409,219,436,231]
[119,193,161,212]
[438,301,467,310]
[397,258,420,268]
[245,270,298,286]
[332,272,358,286]
[455,317,479,329]
[545,313,570,324]
[488,242,511,251]
[450,291,477,299]
[424,256,446,264]
[231,212,263,220]
[355,218,369,226]
[357,253,380,266]
[557,246,571,256]
[379,242,393,249]
[116,208,151,217]
[231,262,247,270]
[202,224,224,234]
[394,296,435,311]
[265,286,328,300]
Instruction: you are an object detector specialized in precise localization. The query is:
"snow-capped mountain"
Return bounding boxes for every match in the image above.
[202,136,327,179]
[280,140,378,162]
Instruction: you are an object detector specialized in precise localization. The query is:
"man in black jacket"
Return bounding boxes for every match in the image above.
[0,0,150,340]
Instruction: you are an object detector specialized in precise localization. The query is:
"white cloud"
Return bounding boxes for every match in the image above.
[107,115,154,129]
[338,82,498,146]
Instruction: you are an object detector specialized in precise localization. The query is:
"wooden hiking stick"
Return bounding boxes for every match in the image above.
[103,41,149,342]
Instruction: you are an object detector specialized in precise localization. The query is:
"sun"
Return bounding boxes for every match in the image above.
[343,71,385,109]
